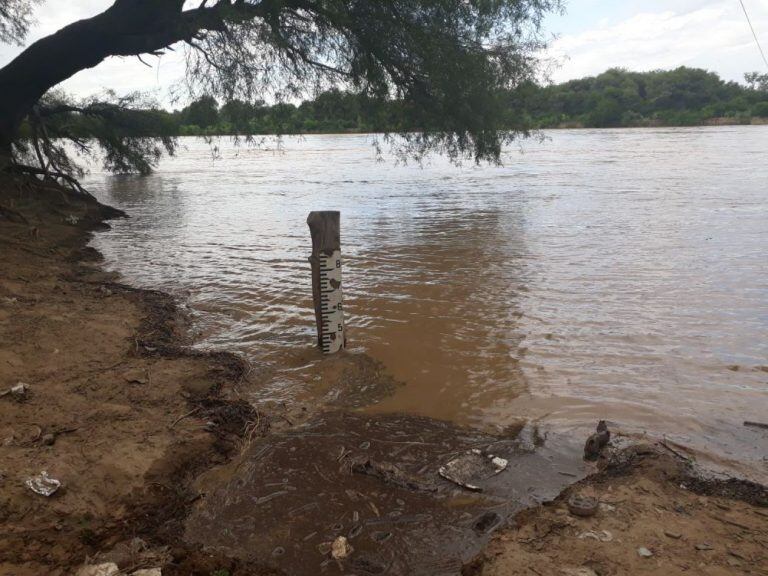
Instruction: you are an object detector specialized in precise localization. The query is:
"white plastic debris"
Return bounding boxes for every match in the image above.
[75,562,119,576]
[561,569,598,576]
[1,382,29,399]
[491,456,508,469]
[65,214,80,225]
[578,530,613,543]
[132,569,162,576]
[331,536,353,560]
[25,471,61,496]
[11,382,29,397]
[438,449,508,491]
[637,546,654,558]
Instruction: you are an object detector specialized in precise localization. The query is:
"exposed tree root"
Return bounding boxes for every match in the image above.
[2,162,93,197]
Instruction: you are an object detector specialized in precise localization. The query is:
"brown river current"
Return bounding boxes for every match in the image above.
[86,127,768,478]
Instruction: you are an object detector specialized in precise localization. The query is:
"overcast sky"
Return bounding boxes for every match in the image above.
[1,0,766,106]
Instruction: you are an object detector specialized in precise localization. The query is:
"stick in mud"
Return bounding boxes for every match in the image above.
[743,421,768,430]
[307,211,345,354]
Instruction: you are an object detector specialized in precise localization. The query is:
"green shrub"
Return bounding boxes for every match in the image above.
[752,101,768,117]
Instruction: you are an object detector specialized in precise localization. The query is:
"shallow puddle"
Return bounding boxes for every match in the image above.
[185,411,586,575]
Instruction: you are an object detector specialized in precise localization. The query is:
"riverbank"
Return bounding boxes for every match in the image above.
[547,117,768,129]
[0,176,276,575]
[1,175,766,575]
[162,116,768,137]
[465,442,768,576]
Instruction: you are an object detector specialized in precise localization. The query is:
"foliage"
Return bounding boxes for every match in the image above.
[13,91,177,176]
[753,101,768,118]
[2,0,763,182]
[0,0,39,45]
[0,0,563,182]
[515,67,768,128]
[71,67,768,141]
[174,0,561,163]
[745,72,768,92]
[183,96,220,130]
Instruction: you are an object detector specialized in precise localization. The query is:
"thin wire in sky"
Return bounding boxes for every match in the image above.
[738,0,768,69]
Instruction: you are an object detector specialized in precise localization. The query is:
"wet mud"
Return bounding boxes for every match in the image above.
[185,411,587,575]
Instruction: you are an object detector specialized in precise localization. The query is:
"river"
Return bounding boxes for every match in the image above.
[85,127,768,476]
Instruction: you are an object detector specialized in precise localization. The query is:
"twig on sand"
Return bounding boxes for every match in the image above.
[518,523,560,544]
[744,421,768,430]
[313,463,334,483]
[29,425,42,443]
[710,514,754,532]
[240,413,262,454]
[660,439,692,461]
[169,407,201,429]
[337,446,351,462]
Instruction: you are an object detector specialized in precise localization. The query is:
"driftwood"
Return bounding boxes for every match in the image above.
[350,456,437,493]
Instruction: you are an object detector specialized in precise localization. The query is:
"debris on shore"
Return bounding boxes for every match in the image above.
[183,410,585,576]
[24,471,61,497]
[439,449,509,491]
[464,442,768,576]
[0,177,269,574]
[583,420,610,461]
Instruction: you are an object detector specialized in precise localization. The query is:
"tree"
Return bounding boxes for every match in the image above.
[588,96,622,127]
[219,99,255,132]
[753,101,768,118]
[520,67,756,128]
[0,0,38,45]
[182,96,220,129]
[745,72,768,92]
[12,89,178,179]
[0,0,560,185]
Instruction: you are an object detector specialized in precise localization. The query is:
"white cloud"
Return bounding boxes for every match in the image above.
[547,1,768,83]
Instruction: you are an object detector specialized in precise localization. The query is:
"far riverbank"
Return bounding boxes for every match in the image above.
[171,116,768,137]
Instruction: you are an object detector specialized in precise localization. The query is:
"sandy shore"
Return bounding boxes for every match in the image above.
[465,443,768,576]
[0,175,766,576]
[0,176,276,575]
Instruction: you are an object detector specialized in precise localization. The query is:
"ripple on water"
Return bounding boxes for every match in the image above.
[86,128,768,472]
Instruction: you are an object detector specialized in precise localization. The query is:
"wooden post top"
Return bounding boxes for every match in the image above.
[307,211,340,255]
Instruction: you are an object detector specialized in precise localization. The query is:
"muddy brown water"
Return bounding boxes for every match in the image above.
[83,128,768,571]
[87,128,768,466]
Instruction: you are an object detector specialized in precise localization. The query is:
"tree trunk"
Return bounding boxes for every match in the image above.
[0,10,114,158]
[0,0,194,160]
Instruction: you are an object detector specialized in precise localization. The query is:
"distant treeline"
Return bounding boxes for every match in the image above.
[87,67,768,137]
[514,67,768,128]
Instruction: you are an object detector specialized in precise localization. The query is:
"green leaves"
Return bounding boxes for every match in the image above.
[7,0,561,173]
[20,90,177,177]
[0,0,40,45]
[183,0,561,163]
